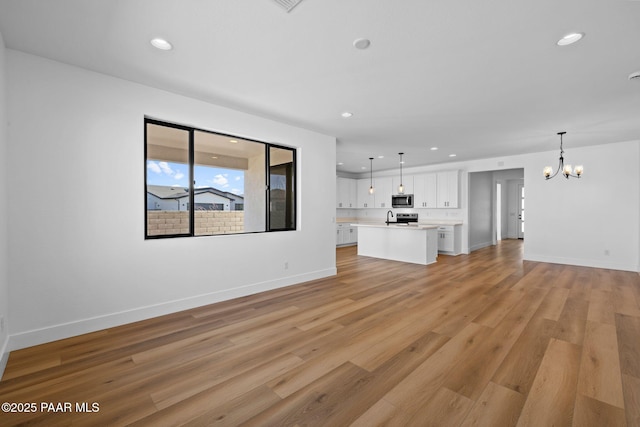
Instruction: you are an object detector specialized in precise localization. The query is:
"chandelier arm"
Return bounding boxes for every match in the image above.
[546,157,563,180]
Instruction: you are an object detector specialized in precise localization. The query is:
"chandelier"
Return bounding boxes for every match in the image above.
[543,132,583,180]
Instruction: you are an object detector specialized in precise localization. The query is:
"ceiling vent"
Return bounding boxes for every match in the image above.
[272,0,303,13]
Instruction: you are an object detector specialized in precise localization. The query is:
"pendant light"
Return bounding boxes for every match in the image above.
[368,157,375,194]
[397,152,405,194]
[543,132,583,180]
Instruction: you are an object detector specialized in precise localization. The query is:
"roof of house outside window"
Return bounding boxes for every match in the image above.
[147,185,243,201]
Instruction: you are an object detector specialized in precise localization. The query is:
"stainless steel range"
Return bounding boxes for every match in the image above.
[395,213,418,224]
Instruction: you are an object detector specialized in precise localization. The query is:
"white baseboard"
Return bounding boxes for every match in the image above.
[469,241,494,252]
[524,253,638,272]
[7,267,336,352]
[0,335,9,380]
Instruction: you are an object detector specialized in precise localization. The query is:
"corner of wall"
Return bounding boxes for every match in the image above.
[0,29,9,380]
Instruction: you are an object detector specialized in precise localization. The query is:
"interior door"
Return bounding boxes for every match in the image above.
[517,183,524,239]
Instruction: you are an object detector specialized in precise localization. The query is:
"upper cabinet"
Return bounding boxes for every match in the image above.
[336,177,357,208]
[392,175,414,196]
[338,170,459,210]
[356,178,375,208]
[436,170,459,208]
[413,173,438,208]
[374,177,393,208]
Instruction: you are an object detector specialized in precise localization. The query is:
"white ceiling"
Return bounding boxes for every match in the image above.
[0,0,639,174]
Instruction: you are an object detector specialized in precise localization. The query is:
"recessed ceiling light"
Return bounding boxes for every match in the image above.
[353,38,371,50]
[629,71,640,81]
[229,139,238,144]
[337,162,344,165]
[341,112,353,118]
[557,32,584,46]
[150,38,173,51]
[211,156,218,159]
[361,166,367,170]
[430,147,439,151]
[378,155,384,159]
[449,154,457,158]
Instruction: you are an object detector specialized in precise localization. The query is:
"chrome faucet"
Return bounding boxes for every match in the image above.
[386,210,394,225]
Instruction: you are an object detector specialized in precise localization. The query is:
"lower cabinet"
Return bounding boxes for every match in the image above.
[437,225,461,255]
[336,223,358,246]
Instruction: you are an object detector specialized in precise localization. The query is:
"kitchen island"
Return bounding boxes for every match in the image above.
[351,223,439,265]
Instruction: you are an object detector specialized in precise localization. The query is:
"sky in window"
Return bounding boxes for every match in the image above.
[147,161,244,195]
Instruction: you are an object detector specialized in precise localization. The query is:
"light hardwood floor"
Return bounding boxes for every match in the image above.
[1,240,639,426]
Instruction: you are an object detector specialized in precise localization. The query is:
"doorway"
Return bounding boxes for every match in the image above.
[468,168,524,252]
[496,183,502,241]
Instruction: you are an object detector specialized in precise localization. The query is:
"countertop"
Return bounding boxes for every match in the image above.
[351,223,438,230]
[336,217,359,224]
[338,218,463,226]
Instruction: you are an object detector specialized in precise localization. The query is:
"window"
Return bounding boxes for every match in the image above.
[145,119,296,238]
[269,146,295,230]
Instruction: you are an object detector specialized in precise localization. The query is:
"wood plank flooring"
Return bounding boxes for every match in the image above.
[1,240,639,426]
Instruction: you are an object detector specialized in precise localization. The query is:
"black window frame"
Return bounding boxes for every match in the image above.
[144,118,297,239]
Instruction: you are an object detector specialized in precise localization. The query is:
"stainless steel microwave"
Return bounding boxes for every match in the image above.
[392,194,414,208]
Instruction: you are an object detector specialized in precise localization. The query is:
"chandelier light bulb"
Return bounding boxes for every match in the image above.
[574,165,584,176]
[543,166,553,178]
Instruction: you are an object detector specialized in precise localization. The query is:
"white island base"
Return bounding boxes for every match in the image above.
[353,224,439,265]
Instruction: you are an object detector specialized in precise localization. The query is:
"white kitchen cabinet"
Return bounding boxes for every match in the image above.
[357,178,375,208]
[374,177,393,208]
[437,225,462,255]
[347,226,357,244]
[336,177,357,209]
[413,173,438,208]
[392,175,414,196]
[336,223,357,246]
[436,171,459,208]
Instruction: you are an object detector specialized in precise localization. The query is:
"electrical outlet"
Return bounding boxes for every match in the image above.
[284,262,289,270]
[604,249,610,256]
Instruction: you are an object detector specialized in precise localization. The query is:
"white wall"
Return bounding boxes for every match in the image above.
[0,31,10,373]
[6,50,337,350]
[469,171,493,251]
[524,140,640,271]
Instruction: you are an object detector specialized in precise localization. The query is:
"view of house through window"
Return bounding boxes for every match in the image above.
[145,119,296,238]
